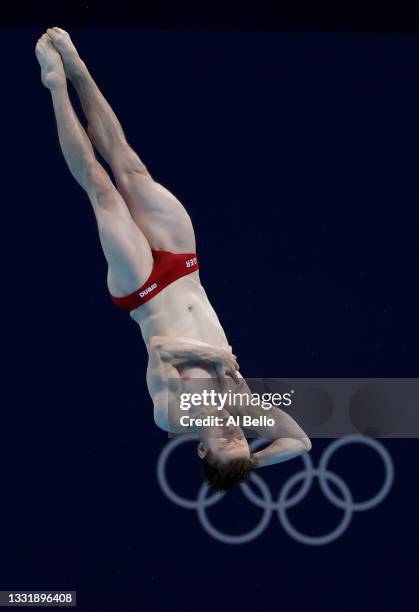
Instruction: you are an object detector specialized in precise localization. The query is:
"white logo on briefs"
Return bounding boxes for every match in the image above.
[186,257,197,268]
[139,283,157,298]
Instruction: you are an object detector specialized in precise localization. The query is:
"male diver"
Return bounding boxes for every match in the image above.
[35,28,311,491]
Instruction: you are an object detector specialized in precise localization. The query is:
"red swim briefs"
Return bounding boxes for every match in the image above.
[110,250,199,312]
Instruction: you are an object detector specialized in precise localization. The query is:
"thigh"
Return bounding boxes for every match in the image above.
[110,151,196,252]
[92,189,154,297]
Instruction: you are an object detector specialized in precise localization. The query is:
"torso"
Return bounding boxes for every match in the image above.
[130,270,230,350]
[132,269,249,432]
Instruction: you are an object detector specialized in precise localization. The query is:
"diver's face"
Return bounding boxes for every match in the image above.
[209,435,250,463]
[198,430,250,464]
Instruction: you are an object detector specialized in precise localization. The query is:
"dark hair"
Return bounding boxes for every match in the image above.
[201,451,258,492]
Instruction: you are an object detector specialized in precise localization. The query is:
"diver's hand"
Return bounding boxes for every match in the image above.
[150,336,239,373]
[172,340,241,381]
[214,348,240,379]
[213,349,241,384]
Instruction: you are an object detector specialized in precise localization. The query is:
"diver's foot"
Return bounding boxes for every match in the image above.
[46,27,85,81]
[35,33,66,90]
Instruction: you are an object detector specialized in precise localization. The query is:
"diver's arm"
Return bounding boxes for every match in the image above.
[253,437,312,468]
[149,336,239,379]
[246,403,312,466]
[230,377,312,466]
[146,338,184,431]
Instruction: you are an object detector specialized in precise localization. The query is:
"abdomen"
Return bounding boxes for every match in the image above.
[131,272,230,347]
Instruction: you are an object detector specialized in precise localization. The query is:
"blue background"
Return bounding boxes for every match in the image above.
[2,29,419,611]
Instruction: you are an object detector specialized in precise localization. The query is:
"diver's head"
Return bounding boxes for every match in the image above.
[197,430,258,491]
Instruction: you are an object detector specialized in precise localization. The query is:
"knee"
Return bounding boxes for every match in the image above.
[112,144,150,178]
[84,162,114,197]
[84,163,125,215]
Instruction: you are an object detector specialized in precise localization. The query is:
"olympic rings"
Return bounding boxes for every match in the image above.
[318,435,394,512]
[197,472,272,544]
[156,435,394,546]
[277,468,353,545]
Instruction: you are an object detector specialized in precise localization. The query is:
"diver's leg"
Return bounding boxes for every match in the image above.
[35,33,153,296]
[47,27,196,253]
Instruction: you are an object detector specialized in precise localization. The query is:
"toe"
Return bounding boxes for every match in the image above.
[35,39,44,54]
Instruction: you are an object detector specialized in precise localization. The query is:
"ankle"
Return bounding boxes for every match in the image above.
[45,71,67,91]
[68,59,87,83]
